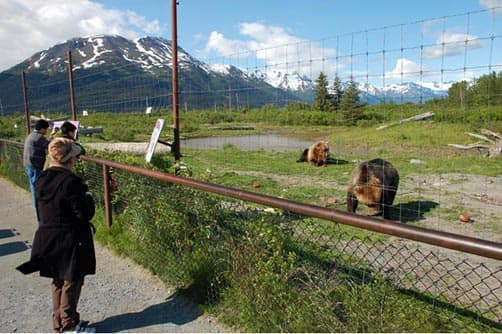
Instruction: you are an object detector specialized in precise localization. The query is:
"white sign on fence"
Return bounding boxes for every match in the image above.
[145,118,165,163]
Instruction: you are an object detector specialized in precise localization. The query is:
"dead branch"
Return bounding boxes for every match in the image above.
[447,143,491,150]
[449,129,501,158]
[465,132,495,144]
[481,128,501,140]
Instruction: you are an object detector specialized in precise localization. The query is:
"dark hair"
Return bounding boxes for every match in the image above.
[35,119,50,130]
[60,121,77,134]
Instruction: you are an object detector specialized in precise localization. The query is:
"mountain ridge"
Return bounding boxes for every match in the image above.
[0,34,450,115]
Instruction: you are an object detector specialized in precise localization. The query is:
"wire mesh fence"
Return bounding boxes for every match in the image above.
[75,154,502,331]
[2,139,499,332]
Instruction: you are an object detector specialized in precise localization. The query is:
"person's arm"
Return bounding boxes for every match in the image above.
[67,179,95,222]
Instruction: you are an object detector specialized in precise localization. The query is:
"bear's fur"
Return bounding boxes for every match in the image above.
[296,141,330,166]
[347,158,399,219]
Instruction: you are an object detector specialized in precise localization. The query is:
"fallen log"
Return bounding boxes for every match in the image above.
[376,111,435,130]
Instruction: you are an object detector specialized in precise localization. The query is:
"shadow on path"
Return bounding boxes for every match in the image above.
[91,293,202,332]
[0,241,29,257]
[0,228,16,239]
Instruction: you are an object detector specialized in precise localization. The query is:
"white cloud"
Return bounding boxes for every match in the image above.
[423,32,484,59]
[0,0,163,71]
[385,58,422,79]
[479,0,502,12]
[125,10,162,36]
[384,58,484,83]
[204,22,338,79]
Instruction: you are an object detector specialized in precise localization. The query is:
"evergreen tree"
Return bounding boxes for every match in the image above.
[340,79,362,125]
[314,72,332,112]
[332,75,343,111]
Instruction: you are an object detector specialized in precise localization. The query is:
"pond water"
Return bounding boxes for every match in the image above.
[86,135,315,154]
[181,134,313,151]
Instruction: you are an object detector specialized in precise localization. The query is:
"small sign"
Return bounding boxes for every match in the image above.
[145,106,152,114]
[52,120,80,140]
[82,110,88,116]
[145,118,165,163]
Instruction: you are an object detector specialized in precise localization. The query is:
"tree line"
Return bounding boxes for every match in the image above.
[446,71,502,108]
[313,70,502,125]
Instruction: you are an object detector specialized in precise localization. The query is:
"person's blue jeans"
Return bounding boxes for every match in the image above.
[25,167,42,217]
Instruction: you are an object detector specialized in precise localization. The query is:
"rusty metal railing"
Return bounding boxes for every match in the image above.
[79,154,502,261]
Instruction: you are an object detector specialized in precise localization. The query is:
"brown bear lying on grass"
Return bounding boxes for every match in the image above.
[347,158,399,219]
[296,140,330,166]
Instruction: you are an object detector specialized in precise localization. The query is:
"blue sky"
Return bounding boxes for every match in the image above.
[1,0,501,86]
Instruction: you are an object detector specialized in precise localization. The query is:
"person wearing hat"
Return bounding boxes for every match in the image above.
[23,119,50,213]
[17,138,96,333]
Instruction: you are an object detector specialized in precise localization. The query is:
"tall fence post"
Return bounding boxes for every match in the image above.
[171,0,180,162]
[68,51,77,121]
[21,71,30,135]
[102,165,113,229]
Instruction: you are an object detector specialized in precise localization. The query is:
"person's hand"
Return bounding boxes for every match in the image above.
[85,191,95,205]
[50,127,60,138]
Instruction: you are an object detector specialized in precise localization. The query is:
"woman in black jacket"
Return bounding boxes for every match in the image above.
[17,138,96,333]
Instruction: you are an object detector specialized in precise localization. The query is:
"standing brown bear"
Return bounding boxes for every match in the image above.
[347,158,399,219]
[296,140,330,166]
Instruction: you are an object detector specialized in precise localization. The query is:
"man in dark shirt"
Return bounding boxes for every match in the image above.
[23,119,50,213]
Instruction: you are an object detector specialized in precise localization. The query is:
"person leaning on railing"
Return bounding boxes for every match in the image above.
[54,121,86,156]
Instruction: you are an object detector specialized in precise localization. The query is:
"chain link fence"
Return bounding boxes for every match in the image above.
[2,139,499,332]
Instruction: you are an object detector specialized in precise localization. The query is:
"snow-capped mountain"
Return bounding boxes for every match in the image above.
[26,35,210,74]
[20,34,448,102]
[253,69,315,91]
[357,81,450,104]
[0,34,451,114]
[249,68,449,103]
[0,35,299,114]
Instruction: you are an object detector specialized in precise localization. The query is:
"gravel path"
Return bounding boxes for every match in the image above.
[0,177,227,333]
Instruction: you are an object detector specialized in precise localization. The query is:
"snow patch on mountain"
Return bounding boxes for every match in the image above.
[80,36,111,69]
[33,52,47,68]
[210,64,232,75]
[261,69,313,90]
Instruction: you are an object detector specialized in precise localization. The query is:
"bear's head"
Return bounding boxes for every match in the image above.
[310,140,329,165]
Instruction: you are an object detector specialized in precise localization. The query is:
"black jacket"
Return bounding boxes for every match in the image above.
[17,167,96,281]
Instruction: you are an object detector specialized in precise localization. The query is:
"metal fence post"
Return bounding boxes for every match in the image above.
[102,165,113,229]
[171,0,181,162]
[21,71,30,135]
[68,51,77,121]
